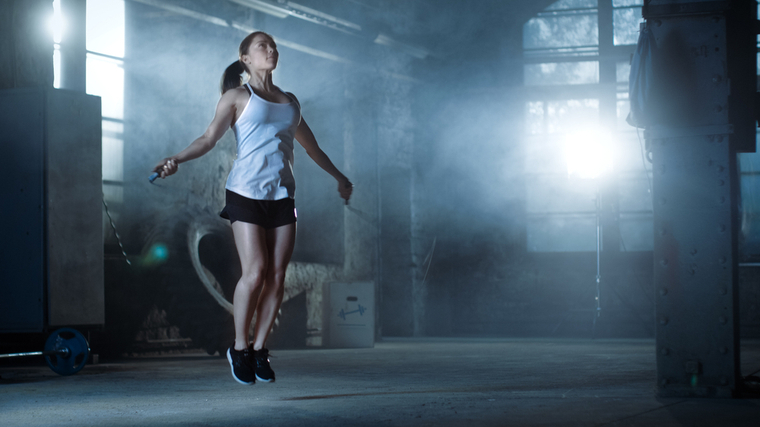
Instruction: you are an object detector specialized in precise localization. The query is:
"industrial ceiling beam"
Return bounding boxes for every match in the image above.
[228,0,431,59]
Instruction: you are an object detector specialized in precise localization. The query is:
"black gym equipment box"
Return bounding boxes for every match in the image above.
[0,87,104,333]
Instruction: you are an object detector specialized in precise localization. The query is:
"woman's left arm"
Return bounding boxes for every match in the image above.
[295,118,353,202]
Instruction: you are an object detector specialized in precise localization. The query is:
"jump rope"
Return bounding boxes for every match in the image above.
[149,170,354,204]
[103,171,199,269]
[147,164,437,287]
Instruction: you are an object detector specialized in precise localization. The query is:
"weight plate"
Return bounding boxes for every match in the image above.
[43,328,90,376]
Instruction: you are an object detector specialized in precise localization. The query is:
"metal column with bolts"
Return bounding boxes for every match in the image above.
[644,0,756,397]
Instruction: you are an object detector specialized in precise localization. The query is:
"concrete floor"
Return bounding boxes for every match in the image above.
[1,338,759,426]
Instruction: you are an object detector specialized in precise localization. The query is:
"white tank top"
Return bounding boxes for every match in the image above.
[225,83,301,200]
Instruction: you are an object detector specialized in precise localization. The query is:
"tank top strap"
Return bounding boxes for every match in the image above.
[244,83,252,96]
[283,91,299,107]
[284,91,302,122]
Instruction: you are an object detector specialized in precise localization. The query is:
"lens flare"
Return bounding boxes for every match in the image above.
[151,243,169,261]
[140,243,169,267]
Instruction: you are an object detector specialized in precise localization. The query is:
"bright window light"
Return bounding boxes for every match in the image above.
[564,128,615,179]
[53,45,61,88]
[86,0,125,57]
[86,54,124,119]
[51,0,65,88]
[85,0,125,205]
[50,0,65,44]
[102,121,124,181]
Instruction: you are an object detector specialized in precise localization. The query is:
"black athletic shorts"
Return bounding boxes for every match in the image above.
[220,190,297,229]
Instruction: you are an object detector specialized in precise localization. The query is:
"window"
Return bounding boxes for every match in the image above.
[86,0,125,207]
[613,0,643,46]
[52,0,126,243]
[523,0,648,252]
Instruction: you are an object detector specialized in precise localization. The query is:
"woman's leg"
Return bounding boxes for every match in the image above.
[252,222,296,350]
[230,221,269,351]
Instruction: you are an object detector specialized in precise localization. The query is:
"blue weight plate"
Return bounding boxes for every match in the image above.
[44,328,90,376]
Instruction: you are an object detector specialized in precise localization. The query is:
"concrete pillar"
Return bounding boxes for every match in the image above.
[411,172,431,336]
[343,67,379,282]
[375,53,416,337]
[0,0,54,89]
[342,66,382,339]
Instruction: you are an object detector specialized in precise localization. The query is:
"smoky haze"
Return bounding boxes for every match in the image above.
[111,0,655,343]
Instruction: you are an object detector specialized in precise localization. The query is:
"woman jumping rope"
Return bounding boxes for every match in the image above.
[152,31,353,385]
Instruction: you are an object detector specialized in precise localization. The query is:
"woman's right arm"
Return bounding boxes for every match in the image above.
[152,90,239,178]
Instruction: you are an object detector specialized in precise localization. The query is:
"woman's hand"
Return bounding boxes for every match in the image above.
[295,118,354,203]
[152,158,178,179]
[338,177,353,203]
[148,89,238,181]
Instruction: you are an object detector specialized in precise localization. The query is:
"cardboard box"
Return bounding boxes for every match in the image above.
[323,282,374,348]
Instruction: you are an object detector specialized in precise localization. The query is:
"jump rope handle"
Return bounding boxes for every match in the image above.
[149,172,159,183]
[344,181,353,205]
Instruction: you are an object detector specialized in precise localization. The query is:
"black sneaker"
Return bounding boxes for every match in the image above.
[227,346,255,385]
[252,348,275,383]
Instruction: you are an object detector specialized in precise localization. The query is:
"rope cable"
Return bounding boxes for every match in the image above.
[102,197,132,267]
